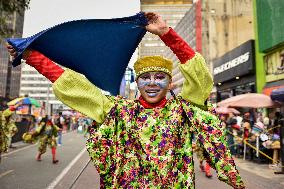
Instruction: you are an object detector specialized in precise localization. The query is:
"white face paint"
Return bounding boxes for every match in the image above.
[137,72,170,100]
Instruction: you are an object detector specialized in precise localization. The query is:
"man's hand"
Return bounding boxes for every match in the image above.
[6,43,31,60]
[145,12,170,36]
[6,43,17,59]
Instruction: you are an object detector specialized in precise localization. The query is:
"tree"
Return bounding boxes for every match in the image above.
[0,0,30,37]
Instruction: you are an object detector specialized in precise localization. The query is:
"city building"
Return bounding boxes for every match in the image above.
[0,12,24,99]
[162,0,254,102]
[163,1,200,95]
[203,0,254,64]
[20,63,62,114]
[202,0,255,102]
[139,0,193,58]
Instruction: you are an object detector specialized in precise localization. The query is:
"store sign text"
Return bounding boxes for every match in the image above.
[213,52,250,75]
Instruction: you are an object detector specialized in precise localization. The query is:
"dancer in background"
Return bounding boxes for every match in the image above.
[23,116,59,164]
[1,105,18,151]
[195,140,213,178]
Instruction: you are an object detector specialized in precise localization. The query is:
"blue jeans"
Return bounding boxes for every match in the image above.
[227,134,236,155]
[57,131,62,145]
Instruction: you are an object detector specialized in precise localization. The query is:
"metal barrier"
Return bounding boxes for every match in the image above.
[227,128,282,166]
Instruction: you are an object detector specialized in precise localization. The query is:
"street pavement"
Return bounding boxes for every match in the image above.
[0,131,86,189]
[57,154,284,189]
[1,131,284,189]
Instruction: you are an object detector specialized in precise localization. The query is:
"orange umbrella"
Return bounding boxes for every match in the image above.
[215,107,240,115]
[217,93,277,108]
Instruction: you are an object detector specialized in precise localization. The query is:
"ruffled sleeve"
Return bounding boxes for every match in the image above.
[160,28,213,106]
[179,53,213,106]
[52,69,115,124]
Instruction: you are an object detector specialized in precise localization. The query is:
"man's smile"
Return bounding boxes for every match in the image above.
[145,89,161,97]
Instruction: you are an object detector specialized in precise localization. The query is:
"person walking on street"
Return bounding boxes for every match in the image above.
[195,139,213,178]
[226,112,238,156]
[1,106,18,150]
[55,112,64,146]
[23,116,59,164]
[0,106,17,162]
[7,12,245,188]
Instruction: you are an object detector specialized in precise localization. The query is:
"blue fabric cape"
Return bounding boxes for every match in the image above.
[7,12,147,95]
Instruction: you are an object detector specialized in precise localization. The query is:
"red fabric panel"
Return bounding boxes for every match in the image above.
[25,51,64,83]
[160,28,195,64]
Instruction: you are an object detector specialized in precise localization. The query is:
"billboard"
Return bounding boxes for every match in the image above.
[265,46,284,82]
[257,0,284,52]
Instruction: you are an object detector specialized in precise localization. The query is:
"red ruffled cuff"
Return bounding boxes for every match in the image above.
[160,28,195,64]
[25,51,64,83]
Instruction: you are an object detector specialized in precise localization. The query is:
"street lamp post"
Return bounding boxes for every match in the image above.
[124,67,134,99]
[46,82,50,116]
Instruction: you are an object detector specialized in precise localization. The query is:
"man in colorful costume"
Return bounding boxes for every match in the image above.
[23,116,59,164]
[7,13,245,188]
[0,106,18,152]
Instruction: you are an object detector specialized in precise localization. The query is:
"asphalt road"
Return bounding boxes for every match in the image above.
[58,155,284,189]
[0,131,86,189]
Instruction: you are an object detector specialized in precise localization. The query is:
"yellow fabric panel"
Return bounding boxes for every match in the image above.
[52,69,114,124]
[179,53,213,106]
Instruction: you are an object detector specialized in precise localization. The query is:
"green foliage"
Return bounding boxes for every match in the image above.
[0,0,30,37]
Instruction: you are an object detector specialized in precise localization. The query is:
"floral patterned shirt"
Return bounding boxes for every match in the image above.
[85,96,244,188]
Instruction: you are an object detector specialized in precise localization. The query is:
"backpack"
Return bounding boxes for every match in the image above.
[55,117,62,128]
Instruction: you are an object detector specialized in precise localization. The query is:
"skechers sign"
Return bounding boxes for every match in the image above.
[213,40,255,83]
[214,52,250,75]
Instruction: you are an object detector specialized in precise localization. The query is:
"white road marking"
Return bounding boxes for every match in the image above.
[46,148,86,189]
[0,170,14,178]
[2,131,75,157]
[2,144,37,156]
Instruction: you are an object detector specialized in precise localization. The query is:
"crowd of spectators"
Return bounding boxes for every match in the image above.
[222,109,281,165]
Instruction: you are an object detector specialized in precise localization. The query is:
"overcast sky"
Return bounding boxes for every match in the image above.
[23,0,141,37]
[23,0,141,67]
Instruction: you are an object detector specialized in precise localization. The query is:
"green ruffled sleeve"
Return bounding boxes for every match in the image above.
[1,108,15,135]
[52,69,114,124]
[179,53,213,106]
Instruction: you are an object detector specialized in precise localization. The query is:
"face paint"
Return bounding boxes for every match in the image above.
[137,72,170,98]
[154,74,169,89]
[138,72,169,88]
[137,78,151,88]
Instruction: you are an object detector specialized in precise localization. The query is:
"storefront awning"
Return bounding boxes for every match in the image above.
[263,85,284,96]
[263,79,284,96]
